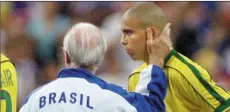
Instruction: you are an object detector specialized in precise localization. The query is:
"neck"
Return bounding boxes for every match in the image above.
[144,48,173,66]
[67,63,97,74]
[144,57,150,65]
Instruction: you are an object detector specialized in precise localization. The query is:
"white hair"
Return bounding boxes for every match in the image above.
[63,23,107,68]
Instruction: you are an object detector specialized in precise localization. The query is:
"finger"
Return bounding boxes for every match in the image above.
[165,29,173,49]
[166,28,170,37]
[168,29,170,36]
[160,23,171,37]
[164,29,171,43]
[159,25,171,40]
[162,27,170,37]
[163,23,171,33]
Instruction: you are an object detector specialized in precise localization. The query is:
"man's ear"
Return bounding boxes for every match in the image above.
[63,48,71,64]
[150,27,157,39]
[146,27,157,40]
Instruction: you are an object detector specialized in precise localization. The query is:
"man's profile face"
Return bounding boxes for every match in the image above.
[120,15,148,61]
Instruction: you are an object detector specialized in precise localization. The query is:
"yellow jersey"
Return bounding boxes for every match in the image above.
[1,54,17,112]
[129,49,230,112]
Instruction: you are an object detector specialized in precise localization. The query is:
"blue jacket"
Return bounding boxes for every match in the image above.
[20,65,167,112]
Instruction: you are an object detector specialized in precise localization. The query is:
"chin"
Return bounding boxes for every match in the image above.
[130,55,144,61]
[129,55,138,60]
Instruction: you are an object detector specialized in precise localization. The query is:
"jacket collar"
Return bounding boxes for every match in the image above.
[57,68,107,84]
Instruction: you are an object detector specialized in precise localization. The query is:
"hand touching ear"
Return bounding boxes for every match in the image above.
[146,23,172,68]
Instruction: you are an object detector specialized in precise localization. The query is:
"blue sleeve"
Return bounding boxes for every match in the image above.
[146,65,168,111]
[104,65,168,112]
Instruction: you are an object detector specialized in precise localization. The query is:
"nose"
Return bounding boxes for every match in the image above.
[120,36,127,45]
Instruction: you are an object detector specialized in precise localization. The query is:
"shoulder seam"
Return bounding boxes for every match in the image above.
[174,53,226,104]
[23,79,57,105]
[215,98,230,112]
[1,60,11,64]
[165,65,215,109]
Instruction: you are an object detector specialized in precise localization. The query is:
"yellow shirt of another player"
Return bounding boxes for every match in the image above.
[1,54,17,112]
[129,49,230,112]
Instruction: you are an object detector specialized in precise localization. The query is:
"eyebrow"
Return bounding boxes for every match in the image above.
[122,29,133,33]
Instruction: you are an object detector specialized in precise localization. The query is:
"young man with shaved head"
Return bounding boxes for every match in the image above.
[19,22,172,112]
[121,3,230,112]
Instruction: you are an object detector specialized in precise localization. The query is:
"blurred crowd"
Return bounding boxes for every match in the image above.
[1,2,230,110]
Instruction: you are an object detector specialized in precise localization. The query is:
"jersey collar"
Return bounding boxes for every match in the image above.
[164,49,177,65]
[57,68,107,84]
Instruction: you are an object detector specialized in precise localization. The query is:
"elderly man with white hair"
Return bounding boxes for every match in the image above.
[19,22,171,112]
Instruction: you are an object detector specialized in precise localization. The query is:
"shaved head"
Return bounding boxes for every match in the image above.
[120,3,168,61]
[123,3,167,33]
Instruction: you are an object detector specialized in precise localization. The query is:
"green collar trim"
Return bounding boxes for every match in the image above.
[164,49,177,65]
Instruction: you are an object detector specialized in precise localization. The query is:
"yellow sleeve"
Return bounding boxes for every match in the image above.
[199,68,230,112]
[165,67,214,111]
[172,53,230,112]
[128,73,139,92]
[128,63,147,92]
[199,69,230,112]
